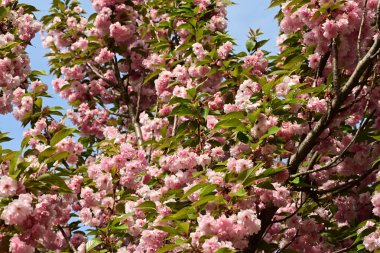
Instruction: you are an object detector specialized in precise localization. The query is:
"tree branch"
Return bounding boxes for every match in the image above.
[318,158,380,196]
[243,205,278,253]
[290,109,375,178]
[332,38,339,92]
[112,58,144,147]
[357,0,368,60]
[288,12,380,175]
[87,61,144,146]
[58,225,77,253]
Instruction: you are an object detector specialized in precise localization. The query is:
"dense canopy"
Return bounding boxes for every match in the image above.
[1,0,380,252]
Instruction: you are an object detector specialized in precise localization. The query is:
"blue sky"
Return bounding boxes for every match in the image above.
[1,0,279,150]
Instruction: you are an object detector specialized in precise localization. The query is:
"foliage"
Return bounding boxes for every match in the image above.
[1,0,380,252]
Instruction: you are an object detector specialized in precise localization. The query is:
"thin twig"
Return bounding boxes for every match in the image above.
[273,199,307,223]
[113,58,144,146]
[58,225,78,253]
[319,158,380,196]
[291,109,375,178]
[278,232,299,253]
[86,63,114,86]
[288,10,380,175]
[357,0,368,60]
[332,38,339,92]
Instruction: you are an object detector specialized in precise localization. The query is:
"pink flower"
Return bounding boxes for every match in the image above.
[210,147,225,161]
[306,97,328,113]
[206,115,219,129]
[95,48,115,64]
[1,194,33,225]
[155,71,172,96]
[372,192,380,216]
[217,41,233,59]
[308,53,320,69]
[237,209,261,235]
[192,43,207,59]
[110,22,135,44]
[276,81,290,97]
[363,230,380,252]
[197,213,217,234]
[202,237,221,253]
[96,173,113,192]
[0,176,18,197]
[322,20,338,40]
[9,235,35,253]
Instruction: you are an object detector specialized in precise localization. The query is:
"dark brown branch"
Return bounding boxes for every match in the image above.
[86,63,115,86]
[58,225,77,253]
[278,232,299,253]
[288,16,380,175]
[112,58,144,147]
[243,206,278,253]
[87,62,143,146]
[290,109,375,178]
[318,158,380,196]
[332,38,339,92]
[357,0,368,59]
[272,199,307,223]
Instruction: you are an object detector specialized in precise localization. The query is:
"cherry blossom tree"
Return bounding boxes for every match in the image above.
[1,0,380,252]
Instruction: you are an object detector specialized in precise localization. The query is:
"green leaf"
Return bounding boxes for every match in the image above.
[0,7,8,21]
[214,118,244,130]
[0,132,12,143]
[291,177,300,185]
[199,184,218,197]
[143,70,161,84]
[154,226,180,235]
[248,109,261,124]
[30,70,47,76]
[262,79,275,95]
[169,97,192,105]
[38,147,57,161]
[230,187,247,197]
[50,128,75,146]
[246,39,256,52]
[176,221,190,234]
[256,167,286,179]
[221,111,245,120]
[161,206,197,221]
[269,0,286,8]
[256,181,276,190]
[157,244,178,253]
[136,201,156,211]
[215,248,236,253]
[45,151,70,164]
[237,132,249,143]
[193,195,220,207]
[36,174,71,192]
[86,238,102,252]
[171,105,197,117]
[9,150,22,177]
[182,183,210,199]
[371,135,380,141]
[187,88,196,98]
[267,126,280,135]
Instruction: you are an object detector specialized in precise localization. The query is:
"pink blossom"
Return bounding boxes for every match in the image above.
[95,48,115,64]
[217,41,233,59]
[0,176,18,197]
[322,20,338,40]
[9,235,35,253]
[1,194,33,225]
[363,230,380,252]
[306,97,328,113]
[110,22,135,44]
